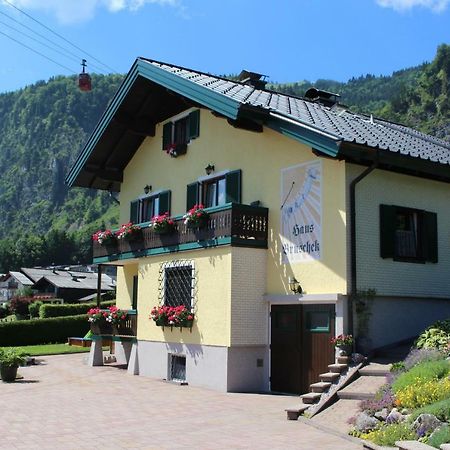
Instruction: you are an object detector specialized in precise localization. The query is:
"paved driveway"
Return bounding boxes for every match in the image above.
[1,354,361,450]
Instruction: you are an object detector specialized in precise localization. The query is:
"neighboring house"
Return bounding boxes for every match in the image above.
[0,271,34,301]
[66,58,450,394]
[20,267,116,302]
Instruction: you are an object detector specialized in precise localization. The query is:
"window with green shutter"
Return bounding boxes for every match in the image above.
[130,190,171,223]
[379,204,438,263]
[162,109,200,156]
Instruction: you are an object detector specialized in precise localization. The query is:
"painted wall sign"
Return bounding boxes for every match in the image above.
[281,161,322,263]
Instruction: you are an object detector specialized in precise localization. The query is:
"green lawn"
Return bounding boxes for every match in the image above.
[7,343,93,356]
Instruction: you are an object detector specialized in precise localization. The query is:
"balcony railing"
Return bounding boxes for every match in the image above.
[93,203,268,261]
[91,310,137,338]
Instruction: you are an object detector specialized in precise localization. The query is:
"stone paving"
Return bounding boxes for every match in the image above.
[1,353,362,450]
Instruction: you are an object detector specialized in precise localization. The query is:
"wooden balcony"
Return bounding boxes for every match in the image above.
[93,203,269,263]
[91,310,137,338]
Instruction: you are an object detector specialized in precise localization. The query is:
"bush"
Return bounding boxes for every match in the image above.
[0,314,90,346]
[395,378,450,409]
[359,385,396,415]
[0,304,9,319]
[410,398,450,423]
[392,359,450,393]
[403,348,444,371]
[362,423,415,446]
[415,318,450,351]
[428,425,450,449]
[39,300,116,318]
[28,301,42,318]
[9,296,33,318]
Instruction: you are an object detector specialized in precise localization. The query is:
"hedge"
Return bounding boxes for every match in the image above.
[39,300,116,319]
[0,314,90,346]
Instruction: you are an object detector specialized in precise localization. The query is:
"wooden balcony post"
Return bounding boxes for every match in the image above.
[97,264,102,307]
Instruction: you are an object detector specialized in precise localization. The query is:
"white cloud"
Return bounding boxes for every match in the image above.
[376,0,450,12]
[3,0,180,24]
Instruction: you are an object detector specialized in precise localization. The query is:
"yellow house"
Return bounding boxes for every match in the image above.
[67,59,450,394]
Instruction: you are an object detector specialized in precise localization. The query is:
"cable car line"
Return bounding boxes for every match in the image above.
[2,0,118,73]
[0,30,76,74]
[0,9,107,74]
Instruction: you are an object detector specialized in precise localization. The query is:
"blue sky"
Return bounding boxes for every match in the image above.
[0,0,449,93]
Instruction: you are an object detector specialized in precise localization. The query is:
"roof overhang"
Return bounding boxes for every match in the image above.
[66,58,344,191]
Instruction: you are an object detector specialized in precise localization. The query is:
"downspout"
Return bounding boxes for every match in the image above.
[349,159,378,339]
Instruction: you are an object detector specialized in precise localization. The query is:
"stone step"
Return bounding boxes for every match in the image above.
[328,363,348,373]
[395,440,436,450]
[337,375,386,400]
[310,381,332,393]
[359,362,391,377]
[441,444,450,450]
[300,392,322,404]
[362,441,396,450]
[337,355,349,364]
[319,371,341,382]
[285,404,310,420]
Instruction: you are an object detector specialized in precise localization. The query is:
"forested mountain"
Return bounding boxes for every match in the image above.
[0,45,448,271]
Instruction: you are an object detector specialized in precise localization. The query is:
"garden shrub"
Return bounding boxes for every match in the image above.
[39,300,115,318]
[392,359,450,393]
[359,385,396,415]
[427,425,450,449]
[0,304,9,319]
[9,296,33,318]
[28,301,42,318]
[410,398,450,423]
[415,318,450,351]
[395,378,450,409]
[403,348,444,371]
[0,314,90,346]
[361,423,415,446]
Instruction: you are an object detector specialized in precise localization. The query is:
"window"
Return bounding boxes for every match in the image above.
[159,261,194,309]
[130,190,171,224]
[169,354,186,382]
[162,110,200,154]
[380,204,437,263]
[186,169,242,211]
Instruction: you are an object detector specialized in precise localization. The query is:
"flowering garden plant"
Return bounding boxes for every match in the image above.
[183,204,209,228]
[116,222,142,241]
[106,306,128,325]
[150,305,194,327]
[149,212,176,234]
[92,229,116,246]
[331,334,354,347]
[87,307,108,324]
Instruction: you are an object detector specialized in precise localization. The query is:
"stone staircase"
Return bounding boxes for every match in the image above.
[285,355,353,420]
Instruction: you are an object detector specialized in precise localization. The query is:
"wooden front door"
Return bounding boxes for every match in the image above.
[270,304,335,395]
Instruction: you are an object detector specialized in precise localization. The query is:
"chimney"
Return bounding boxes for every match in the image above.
[238,70,267,90]
[304,88,340,107]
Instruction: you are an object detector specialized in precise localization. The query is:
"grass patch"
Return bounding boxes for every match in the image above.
[9,343,93,356]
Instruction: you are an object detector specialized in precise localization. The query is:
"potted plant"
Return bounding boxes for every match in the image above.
[106,306,130,334]
[150,305,194,328]
[331,334,354,356]
[149,212,176,235]
[183,204,209,229]
[116,222,142,241]
[0,347,27,382]
[87,307,112,335]
[92,229,116,246]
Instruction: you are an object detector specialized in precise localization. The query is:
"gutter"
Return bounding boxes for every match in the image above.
[349,160,378,338]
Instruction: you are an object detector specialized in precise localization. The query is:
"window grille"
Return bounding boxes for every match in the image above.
[158,260,196,309]
[170,354,186,382]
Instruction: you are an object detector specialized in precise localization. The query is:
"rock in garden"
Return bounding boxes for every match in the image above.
[412,414,442,434]
[386,408,403,424]
[355,412,379,432]
[374,408,389,421]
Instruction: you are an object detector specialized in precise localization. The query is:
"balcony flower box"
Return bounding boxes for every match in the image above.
[149,212,176,235]
[88,307,113,335]
[183,204,209,229]
[116,222,142,242]
[92,229,116,246]
[150,305,194,328]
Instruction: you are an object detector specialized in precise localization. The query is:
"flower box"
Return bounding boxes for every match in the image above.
[150,305,194,329]
[90,322,113,335]
[92,229,117,246]
[116,223,142,241]
[149,212,176,235]
[183,204,209,229]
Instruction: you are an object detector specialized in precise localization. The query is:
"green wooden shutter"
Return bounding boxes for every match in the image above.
[188,110,200,140]
[379,204,396,258]
[186,182,199,210]
[162,122,173,150]
[422,211,438,263]
[130,200,139,223]
[158,190,171,215]
[225,169,242,204]
[132,275,138,310]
